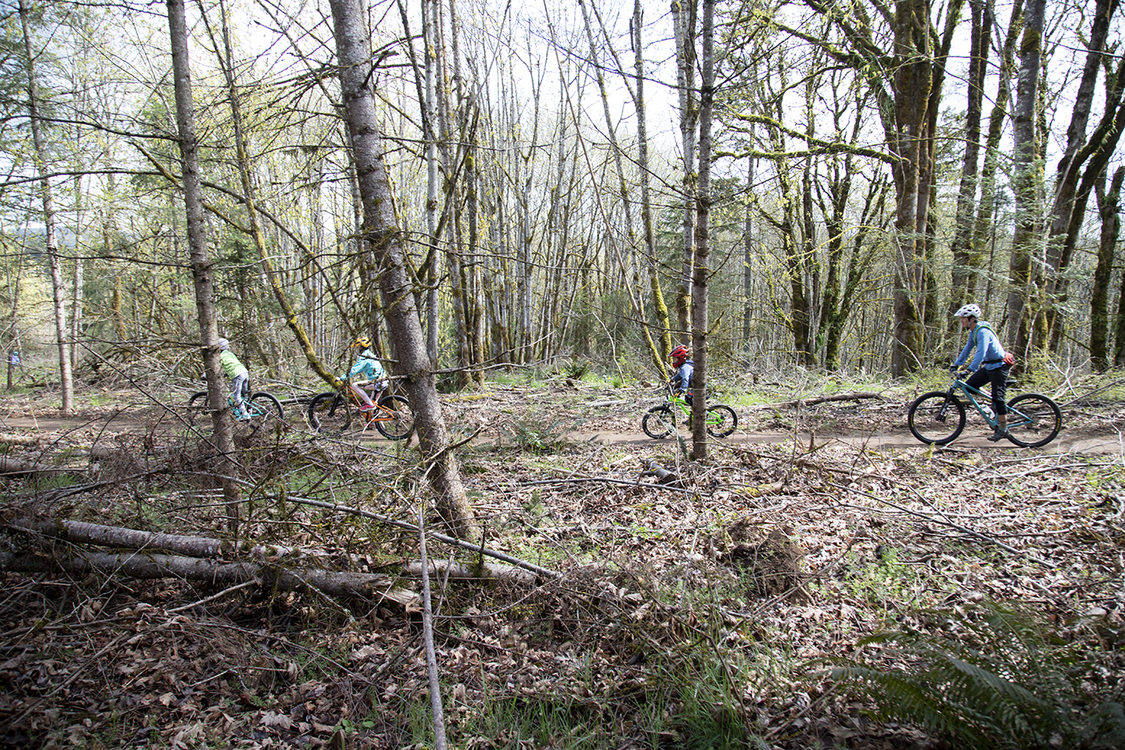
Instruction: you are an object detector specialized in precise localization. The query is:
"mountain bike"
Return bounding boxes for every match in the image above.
[907,372,1061,447]
[306,378,414,439]
[186,387,284,435]
[642,384,738,439]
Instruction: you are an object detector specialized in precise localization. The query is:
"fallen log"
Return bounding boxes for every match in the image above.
[771,391,885,409]
[0,549,417,606]
[401,559,536,585]
[7,517,308,563]
[0,457,79,477]
[0,433,39,446]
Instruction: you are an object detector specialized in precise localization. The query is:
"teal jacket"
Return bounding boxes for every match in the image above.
[348,348,386,381]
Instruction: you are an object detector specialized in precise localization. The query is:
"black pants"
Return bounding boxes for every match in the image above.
[967,365,1010,416]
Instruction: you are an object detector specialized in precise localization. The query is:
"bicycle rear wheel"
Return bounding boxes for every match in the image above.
[373,394,414,440]
[186,391,209,427]
[243,392,283,436]
[307,392,351,434]
[1004,393,1062,448]
[908,391,966,445]
[642,405,676,439]
[706,404,737,438]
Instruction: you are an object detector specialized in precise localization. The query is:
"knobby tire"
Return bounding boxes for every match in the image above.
[372,394,414,440]
[908,391,966,445]
[1004,393,1062,448]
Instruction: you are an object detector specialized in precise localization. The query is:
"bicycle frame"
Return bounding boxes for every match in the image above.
[947,377,1030,430]
[339,380,397,427]
[664,387,722,426]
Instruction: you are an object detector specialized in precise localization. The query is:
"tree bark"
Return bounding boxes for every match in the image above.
[329,0,478,540]
[1092,167,1124,372]
[948,0,990,323]
[0,549,415,606]
[1007,0,1048,358]
[888,0,933,376]
[19,0,73,414]
[672,0,698,337]
[165,0,242,533]
[632,0,673,361]
[691,0,714,460]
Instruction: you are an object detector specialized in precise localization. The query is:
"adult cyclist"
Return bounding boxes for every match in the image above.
[951,304,1014,441]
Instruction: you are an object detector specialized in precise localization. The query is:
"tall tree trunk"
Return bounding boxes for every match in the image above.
[19,0,73,414]
[70,175,84,374]
[1091,166,1124,372]
[971,0,1023,311]
[632,0,673,361]
[1007,0,1048,358]
[5,244,23,391]
[1044,0,1120,349]
[672,0,698,337]
[948,0,990,323]
[742,149,755,345]
[165,0,241,533]
[691,0,713,461]
[329,0,478,540]
[888,0,933,376]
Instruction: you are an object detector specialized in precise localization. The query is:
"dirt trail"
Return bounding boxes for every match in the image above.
[4,407,1122,456]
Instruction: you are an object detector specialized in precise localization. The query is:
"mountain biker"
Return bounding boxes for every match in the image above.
[217,338,250,420]
[951,304,1014,441]
[670,344,694,405]
[343,336,387,413]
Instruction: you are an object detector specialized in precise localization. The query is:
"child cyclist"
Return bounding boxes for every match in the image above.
[669,344,694,404]
[217,338,250,420]
[951,304,1014,441]
[342,336,387,413]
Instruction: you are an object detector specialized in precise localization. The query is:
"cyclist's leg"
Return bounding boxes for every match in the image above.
[231,374,249,417]
[990,365,1011,430]
[349,381,376,411]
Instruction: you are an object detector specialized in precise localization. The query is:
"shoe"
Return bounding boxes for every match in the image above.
[987,428,1008,442]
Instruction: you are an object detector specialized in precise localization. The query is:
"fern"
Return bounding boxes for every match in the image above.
[829,602,1125,749]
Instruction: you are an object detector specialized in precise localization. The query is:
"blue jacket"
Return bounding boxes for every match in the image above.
[953,322,1008,372]
[671,360,694,393]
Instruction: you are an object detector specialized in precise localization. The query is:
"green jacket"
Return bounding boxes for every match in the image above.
[220,350,248,379]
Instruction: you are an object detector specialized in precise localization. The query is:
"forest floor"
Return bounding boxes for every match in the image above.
[2,371,1125,748]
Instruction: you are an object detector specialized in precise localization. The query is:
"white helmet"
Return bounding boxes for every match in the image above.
[217,337,230,351]
[953,303,981,319]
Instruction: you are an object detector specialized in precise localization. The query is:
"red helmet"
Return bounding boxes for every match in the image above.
[670,345,689,365]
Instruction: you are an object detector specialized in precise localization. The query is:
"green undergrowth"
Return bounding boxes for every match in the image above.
[829,602,1125,750]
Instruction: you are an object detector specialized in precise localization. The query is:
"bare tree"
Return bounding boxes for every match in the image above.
[329,0,478,540]
[164,0,242,533]
[691,0,714,460]
[1091,166,1124,372]
[18,0,72,413]
[1007,0,1047,357]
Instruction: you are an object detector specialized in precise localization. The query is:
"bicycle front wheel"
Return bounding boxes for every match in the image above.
[373,394,414,440]
[244,392,283,435]
[307,392,351,434]
[706,404,738,438]
[1005,393,1062,448]
[908,391,966,445]
[642,405,676,439]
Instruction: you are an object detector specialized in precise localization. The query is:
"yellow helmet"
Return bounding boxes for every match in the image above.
[353,336,372,349]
